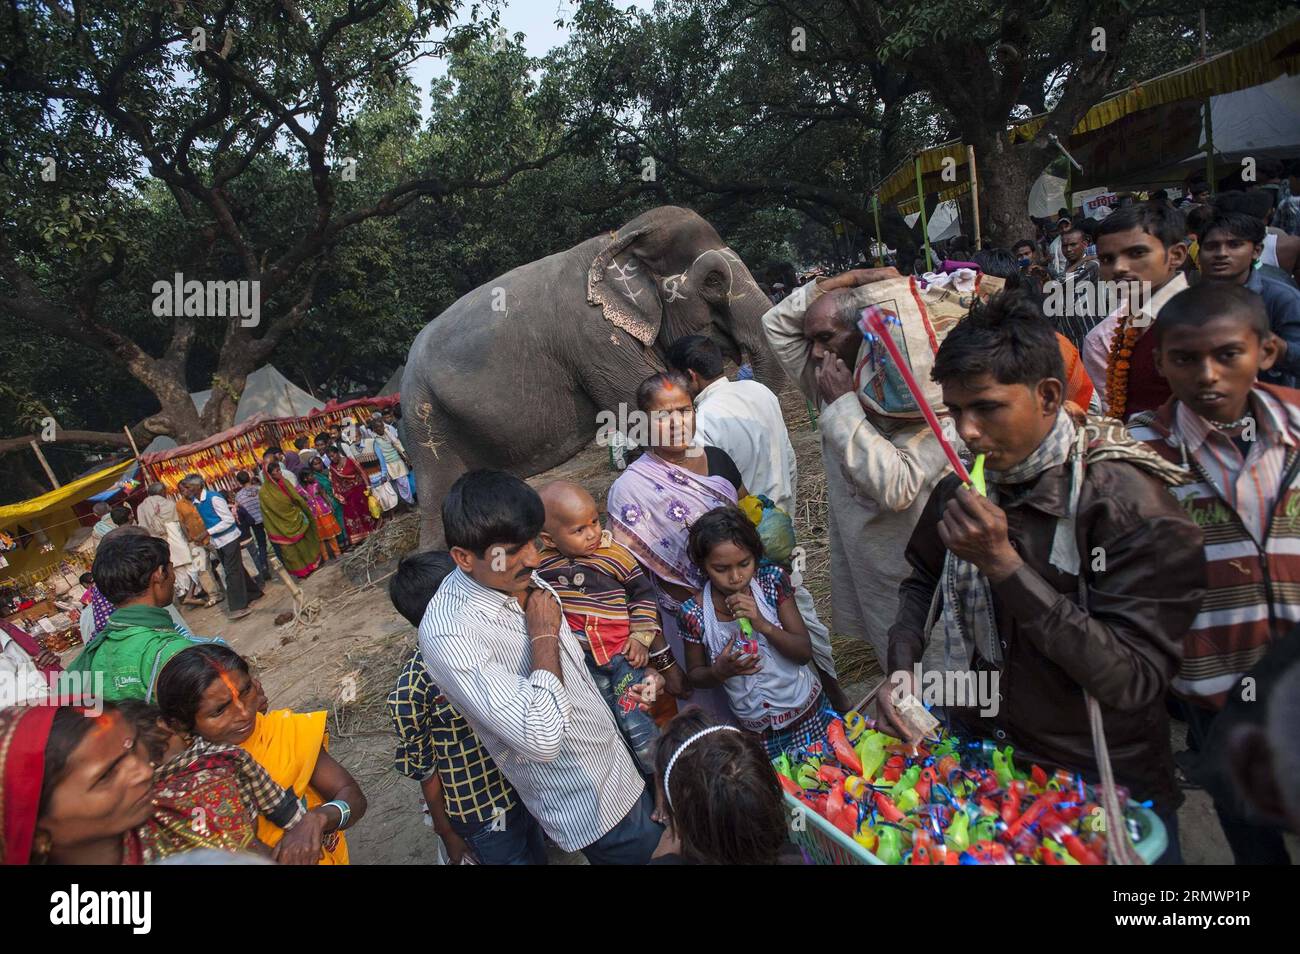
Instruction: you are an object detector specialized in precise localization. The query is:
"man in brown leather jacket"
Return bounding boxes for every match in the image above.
[883,291,1206,864]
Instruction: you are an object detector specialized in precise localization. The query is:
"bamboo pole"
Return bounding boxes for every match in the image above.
[122,425,141,458]
[30,440,60,490]
[914,156,934,272]
[1201,8,1215,195]
[967,145,982,250]
[871,194,884,265]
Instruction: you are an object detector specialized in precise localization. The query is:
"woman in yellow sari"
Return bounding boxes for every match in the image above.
[155,644,365,864]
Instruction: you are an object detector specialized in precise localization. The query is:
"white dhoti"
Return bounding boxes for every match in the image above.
[792,582,836,678]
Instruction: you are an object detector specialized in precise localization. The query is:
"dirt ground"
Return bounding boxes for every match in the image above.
[173,386,1286,865]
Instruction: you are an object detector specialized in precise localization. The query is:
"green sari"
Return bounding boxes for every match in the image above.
[313,469,349,541]
[258,468,321,577]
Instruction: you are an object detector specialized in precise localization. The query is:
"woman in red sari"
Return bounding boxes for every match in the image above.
[327,444,377,544]
[1,702,155,864]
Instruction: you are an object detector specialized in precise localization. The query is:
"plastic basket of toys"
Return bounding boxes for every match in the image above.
[775,709,1167,866]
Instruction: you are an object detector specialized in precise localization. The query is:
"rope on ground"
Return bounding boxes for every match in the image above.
[280,513,420,636]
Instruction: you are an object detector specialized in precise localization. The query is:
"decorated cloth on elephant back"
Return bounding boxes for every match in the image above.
[607,448,741,726]
[257,465,321,579]
[327,456,376,543]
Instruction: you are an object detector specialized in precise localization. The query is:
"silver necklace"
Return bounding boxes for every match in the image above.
[1209,414,1252,431]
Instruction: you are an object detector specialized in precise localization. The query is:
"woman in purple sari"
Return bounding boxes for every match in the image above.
[606,371,748,724]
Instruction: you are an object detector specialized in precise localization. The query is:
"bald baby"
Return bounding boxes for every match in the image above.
[539,480,605,558]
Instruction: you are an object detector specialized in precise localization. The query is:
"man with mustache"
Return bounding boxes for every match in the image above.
[761,267,960,668]
[418,470,665,864]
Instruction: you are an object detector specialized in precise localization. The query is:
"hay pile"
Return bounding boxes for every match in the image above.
[339,512,421,587]
[294,639,413,802]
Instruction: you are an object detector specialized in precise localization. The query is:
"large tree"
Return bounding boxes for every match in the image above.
[556,0,1289,248]
[0,0,565,450]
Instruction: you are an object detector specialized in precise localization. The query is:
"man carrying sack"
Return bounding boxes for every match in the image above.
[761,267,988,667]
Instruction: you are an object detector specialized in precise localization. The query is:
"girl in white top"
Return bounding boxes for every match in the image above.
[677,506,834,758]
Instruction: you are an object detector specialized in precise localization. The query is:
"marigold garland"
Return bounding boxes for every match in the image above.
[1104,316,1141,417]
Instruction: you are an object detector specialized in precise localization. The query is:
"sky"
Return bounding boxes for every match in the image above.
[408,0,653,120]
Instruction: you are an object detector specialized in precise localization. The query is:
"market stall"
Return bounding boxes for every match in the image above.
[263,394,400,451]
[0,457,139,652]
[139,414,273,495]
[872,19,1300,254]
[139,392,403,494]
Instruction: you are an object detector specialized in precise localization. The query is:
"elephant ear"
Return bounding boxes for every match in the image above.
[587,225,662,346]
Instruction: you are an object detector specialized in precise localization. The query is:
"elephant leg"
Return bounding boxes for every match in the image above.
[578,345,664,421]
[401,389,467,548]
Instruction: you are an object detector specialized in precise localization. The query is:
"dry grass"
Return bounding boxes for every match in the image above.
[339,511,421,587]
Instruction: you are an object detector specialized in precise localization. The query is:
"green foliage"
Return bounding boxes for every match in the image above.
[0,0,1293,472]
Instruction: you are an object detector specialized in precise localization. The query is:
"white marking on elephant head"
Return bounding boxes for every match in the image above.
[662,274,687,302]
[668,247,746,304]
[607,260,642,302]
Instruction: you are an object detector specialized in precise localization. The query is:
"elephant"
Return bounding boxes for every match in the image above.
[399,205,787,544]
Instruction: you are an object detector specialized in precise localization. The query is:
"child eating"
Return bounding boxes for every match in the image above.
[679,505,833,758]
[535,481,674,778]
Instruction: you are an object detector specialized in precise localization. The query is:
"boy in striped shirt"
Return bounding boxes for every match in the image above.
[536,481,679,786]
[1130,282,1297,864]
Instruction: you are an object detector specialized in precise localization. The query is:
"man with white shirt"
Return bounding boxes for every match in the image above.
[178,474,262,621]
[666,334,847,712]
[0,619,55,706]
[763,269,959,670]
[419,470,663,864]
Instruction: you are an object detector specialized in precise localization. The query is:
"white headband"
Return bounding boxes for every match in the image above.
[663,725,741,809]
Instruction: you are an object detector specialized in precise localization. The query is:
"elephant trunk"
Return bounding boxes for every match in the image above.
[727,279,788,394]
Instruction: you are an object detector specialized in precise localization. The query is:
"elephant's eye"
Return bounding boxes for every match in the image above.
[704,272,724,288]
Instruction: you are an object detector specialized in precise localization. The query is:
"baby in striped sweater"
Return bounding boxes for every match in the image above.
[536,481,669,783]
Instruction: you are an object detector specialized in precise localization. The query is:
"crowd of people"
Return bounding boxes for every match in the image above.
[5,169,1300,867]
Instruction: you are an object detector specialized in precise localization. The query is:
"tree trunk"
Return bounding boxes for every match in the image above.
[971,133,1041,248]
[129,363,208,445]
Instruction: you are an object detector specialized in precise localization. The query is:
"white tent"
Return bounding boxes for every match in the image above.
[905,200,962,243]
[189,365,323,423]
[142,435,177,455]
[1184,73,1300,163]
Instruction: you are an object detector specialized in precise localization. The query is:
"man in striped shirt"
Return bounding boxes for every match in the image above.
[418,470,664,863]
[1050,226,1103,354]
[1131,282,1296,864]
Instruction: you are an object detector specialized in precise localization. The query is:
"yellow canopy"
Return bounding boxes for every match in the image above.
[0,459,136,531]
[875,19,1300,207]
